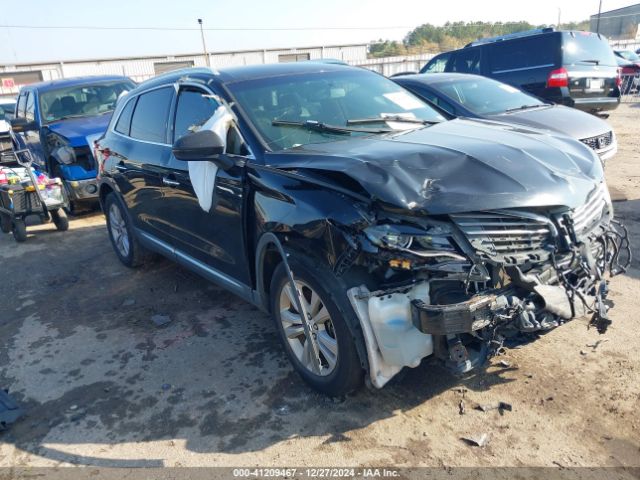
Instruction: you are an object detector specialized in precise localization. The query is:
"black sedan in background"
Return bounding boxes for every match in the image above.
[393,73,617,164]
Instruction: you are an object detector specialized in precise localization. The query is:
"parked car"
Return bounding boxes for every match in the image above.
[393,73,617,164]
[97,63,628,396]
[614,50,640,94]
[10,76,135,210]
[420,28,621,113]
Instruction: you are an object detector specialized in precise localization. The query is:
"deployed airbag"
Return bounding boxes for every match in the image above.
[188,105,234,212]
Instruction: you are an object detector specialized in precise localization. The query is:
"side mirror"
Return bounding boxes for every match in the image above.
[10,117,36,133]
[172,130,225,160]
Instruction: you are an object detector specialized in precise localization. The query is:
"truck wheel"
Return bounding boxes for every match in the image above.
[104,193,149,268]
[12,219,27,243]
[0,214,10,234]
[51,208,69,231]
[270,260,363,396]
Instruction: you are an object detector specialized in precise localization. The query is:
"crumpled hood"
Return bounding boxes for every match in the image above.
[46,114,111,148]
[266,118,603,215]
[486,105,612,141]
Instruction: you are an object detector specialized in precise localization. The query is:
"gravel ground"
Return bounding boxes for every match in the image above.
[0,104,638,468]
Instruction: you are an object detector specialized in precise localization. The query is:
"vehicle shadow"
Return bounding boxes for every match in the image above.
[1,210,613,467]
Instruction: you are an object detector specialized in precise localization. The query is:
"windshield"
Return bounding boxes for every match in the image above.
[227,69,446,150]
[562,32,617,67]
[618,50,640,62]
[434,77,547,115]
[40,81,135,123]
[0,102,16,121]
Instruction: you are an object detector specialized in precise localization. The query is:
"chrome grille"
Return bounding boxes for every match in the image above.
[580,131,613,152]
[451,212,552,263]
[571,185,608,235]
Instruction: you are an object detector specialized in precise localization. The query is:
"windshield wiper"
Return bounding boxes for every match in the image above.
[579,59,601,65]
[347,115,440,126]
[272,119,392,134]
[504,104,549,113]
[53,113,91,121]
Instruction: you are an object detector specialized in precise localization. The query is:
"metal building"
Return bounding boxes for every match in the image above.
[590,3,640,40]
[0,43,368,97]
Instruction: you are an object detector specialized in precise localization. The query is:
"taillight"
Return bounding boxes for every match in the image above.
[616,68,622,87]
[547,67,569,88]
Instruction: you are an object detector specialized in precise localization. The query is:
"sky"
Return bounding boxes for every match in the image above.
[0,0,636,64]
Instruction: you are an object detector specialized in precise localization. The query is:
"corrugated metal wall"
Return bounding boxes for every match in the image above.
[0,44,369,96]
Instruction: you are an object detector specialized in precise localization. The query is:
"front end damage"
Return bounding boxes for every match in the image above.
[343,182,631,389]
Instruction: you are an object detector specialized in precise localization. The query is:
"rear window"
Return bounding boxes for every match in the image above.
[129,87,173,143]
[489,35,558,73]
[562,32,617,67]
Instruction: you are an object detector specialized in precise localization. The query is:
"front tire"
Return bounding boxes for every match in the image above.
[12,219,27,242]
[50,208,69,231]
[270,260,363,396]
[104,193,149,268]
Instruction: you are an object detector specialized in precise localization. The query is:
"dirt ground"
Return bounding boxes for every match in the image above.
[0,104,638,469]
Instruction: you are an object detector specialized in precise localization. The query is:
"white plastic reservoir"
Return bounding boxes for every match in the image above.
[367,283,434,368]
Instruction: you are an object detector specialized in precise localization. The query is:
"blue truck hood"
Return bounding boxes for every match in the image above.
[46,114,111,147]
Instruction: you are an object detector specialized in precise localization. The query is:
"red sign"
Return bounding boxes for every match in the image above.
[1,78,15,88]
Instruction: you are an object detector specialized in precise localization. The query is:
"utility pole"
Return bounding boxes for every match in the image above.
[198,18,210,67]
[596,0,603,34]
[557,8,562,28]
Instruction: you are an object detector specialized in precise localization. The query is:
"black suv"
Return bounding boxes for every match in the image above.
[421,28,621,113]
[97,63,628,396]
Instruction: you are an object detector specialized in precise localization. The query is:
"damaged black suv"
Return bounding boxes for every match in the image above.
[96,63,630,396]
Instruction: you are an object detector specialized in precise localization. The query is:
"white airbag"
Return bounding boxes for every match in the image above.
[188,105,234,212]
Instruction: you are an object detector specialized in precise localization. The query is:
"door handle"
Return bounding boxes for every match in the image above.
[162,176,180,187]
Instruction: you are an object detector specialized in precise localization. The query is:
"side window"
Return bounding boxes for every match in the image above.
[115,97,136,136]
[423,53,451,73]
[16,93,27,119]
[173,89,219,141]
[490,36,556,73]
[25,92,36,122]
[451,49,481,73]
[129,87,174,143]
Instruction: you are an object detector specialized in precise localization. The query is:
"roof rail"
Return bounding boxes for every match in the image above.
[465,27,555,48]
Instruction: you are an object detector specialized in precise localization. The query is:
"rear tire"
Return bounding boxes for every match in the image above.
[104,193,149,268]
[270,259,363,396]
[0,213,11,234]
[12,219,27,243]
[51,208,69,231]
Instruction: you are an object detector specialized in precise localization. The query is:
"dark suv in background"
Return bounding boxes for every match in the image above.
[421,28,621,113]
[96,63,627,396]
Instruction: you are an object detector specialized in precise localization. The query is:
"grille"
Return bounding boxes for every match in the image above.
[580,131,613,152]
[571,184,608,235]
[451,211,553,263]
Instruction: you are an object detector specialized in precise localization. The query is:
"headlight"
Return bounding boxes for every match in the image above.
[364,223,467,260]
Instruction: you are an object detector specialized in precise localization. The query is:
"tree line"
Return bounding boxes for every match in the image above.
[369,20,590,58]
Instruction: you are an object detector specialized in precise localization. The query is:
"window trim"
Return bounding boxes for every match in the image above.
[111,84,174,147]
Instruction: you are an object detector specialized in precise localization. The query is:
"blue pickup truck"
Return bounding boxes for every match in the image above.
[11,75,135,210]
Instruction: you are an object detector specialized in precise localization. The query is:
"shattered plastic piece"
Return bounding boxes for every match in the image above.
[499,360,511,368]
[475,401,512,415]
[586,339,609,351]
[121,298,135,307]
[151,314,172,327]
[459,400,466,415]
[462,433,489,447]
[69,404,78,411]
[0,390,24,430]
[580,350,588,356]
[274,404,291,416]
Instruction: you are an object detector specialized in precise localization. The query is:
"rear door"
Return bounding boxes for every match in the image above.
[110,86,175,243]
[161,84,252,286]
[487,34,560,99]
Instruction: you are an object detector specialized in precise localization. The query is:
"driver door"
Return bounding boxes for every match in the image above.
[161,85,252,287]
